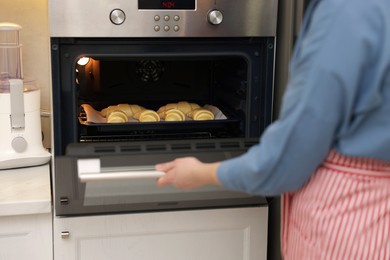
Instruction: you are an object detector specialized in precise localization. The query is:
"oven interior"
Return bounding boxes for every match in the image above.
[51,38,274,155]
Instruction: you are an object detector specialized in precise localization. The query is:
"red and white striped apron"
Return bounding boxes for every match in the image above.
[282,150,390,260]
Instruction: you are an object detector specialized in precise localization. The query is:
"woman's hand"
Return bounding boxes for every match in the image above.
[155,157,221,190]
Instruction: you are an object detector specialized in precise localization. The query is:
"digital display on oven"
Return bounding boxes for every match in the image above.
[138,0,196,10]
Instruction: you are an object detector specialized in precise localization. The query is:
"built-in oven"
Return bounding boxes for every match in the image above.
[49,0,278,217]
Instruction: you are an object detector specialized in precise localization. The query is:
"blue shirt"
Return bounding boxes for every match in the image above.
[217,0,390,196]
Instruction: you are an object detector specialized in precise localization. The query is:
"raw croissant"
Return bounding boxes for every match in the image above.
[158,108,186,121]
[102,104,160,122]
[107,110,128,123]
[134,109,160,122]
[101,104,143,117]
[157,101,200,115]
[187,108,215,120]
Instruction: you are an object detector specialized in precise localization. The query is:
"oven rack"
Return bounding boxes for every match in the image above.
[78,120,240,139]
[78,105,243,141]
[79,132,214,143]
[78,104,231,125]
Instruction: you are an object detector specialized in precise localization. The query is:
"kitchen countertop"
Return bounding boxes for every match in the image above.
[0,163,51,217]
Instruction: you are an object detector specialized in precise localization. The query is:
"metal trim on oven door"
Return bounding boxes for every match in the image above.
[54,138,267,216]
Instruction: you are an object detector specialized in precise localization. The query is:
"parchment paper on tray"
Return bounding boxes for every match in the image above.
[79,104,227,125]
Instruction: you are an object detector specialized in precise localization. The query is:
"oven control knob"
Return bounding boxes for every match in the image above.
[110,9,126,25]
[11,136,27,153]
[208,9,223,25]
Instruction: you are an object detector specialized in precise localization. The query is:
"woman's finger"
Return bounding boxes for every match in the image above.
[156,176,166,187]
[155,160,175,172]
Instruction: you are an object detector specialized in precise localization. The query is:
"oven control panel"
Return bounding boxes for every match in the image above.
[50,0,277,37]
[109,8,224,30]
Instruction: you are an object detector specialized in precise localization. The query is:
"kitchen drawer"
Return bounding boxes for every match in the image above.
[54,207,268,260]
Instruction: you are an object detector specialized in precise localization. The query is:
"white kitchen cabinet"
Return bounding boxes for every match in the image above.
[0,164,53,260]
[54,207,268,260]
[0,213,52,260]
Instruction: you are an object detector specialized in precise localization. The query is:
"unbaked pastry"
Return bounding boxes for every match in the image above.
[118,104,144,117]
[158,108,186,121]
[101,104,144,117]
[134,109,160,122]
[107,110,128,123]
[100,105,119,117]
[187,108,214,120]
[101,103,159,122]
[157,101,200,115]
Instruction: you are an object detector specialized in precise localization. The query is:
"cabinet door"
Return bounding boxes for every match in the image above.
[0,214,52,260]
[54,207,268,260]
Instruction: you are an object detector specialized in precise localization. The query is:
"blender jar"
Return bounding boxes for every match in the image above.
[0,22,38,93]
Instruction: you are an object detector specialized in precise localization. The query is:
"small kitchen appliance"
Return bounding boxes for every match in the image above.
[0,22,50,169]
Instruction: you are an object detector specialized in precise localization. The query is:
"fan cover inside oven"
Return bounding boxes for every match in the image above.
[135,60,165,82]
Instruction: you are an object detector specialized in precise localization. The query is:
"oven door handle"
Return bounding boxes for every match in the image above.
[77,158,164,182]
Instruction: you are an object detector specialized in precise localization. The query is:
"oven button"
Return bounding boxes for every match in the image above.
[164,25,170,32]
[11,136,27,153]
[110,9,126,25]
[208,9,223,25]
[154,15,160,21]
[164,15,170,21]
[174,15,180,21]
[174,25,180,32]
[154,25,161,32]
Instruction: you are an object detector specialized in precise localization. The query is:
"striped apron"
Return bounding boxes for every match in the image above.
[282,150,390,260]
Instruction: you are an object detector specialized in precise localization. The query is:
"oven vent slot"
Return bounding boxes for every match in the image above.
[145,144,167,151]
[94,146,116,153]
[170,143,192,151]
[219,141,241,149]
[120,145,142,152]
[195,143,216,150]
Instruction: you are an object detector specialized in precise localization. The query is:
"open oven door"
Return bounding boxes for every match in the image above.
[54,138,267,216]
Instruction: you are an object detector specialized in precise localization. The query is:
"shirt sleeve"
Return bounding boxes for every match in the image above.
[216,1,381,196]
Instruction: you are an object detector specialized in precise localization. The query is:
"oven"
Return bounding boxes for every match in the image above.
[49,0,278,217]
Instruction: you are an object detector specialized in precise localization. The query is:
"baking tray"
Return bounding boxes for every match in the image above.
[78,104,242,137]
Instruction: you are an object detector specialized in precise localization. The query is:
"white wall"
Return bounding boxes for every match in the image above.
[0,0,51,148]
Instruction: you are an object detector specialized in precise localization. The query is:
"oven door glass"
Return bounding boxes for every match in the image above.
[54,139,267,216]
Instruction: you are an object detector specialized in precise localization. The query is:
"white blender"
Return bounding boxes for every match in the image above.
[0,22,50,169]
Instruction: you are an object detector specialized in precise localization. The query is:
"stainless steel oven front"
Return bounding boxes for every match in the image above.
[49,0,278,216]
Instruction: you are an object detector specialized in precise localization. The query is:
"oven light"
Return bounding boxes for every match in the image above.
[77,57,90,66]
